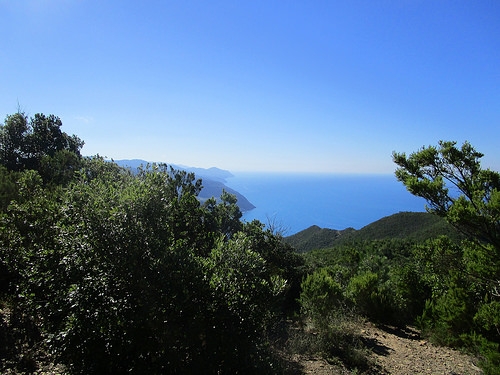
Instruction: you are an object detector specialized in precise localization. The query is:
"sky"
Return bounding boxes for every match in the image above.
[0,0,499,173]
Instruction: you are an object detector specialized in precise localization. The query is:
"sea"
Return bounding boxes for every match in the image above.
[225,172,428,235]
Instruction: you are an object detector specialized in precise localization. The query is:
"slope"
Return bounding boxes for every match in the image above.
[285,212,462,253]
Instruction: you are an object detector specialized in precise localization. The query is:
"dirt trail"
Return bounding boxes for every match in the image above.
[294,322,483,374]
[361,322,483,375]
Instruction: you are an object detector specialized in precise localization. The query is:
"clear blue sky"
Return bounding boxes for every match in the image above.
[1,0,499,173]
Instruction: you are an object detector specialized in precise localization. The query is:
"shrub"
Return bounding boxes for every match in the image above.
[299,268,343,325]
[0,161,294,374]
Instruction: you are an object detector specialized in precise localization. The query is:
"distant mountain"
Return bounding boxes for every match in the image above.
[114,160,233,182]
[283,225,355,253]
[285,212,463,253]
[177,166,234,183]
[113,159,255,212]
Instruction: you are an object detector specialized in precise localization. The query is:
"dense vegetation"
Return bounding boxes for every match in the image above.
[1,113,499,374]
[394,141,500,373]
[296,141,500,374]
[0,112,304,374]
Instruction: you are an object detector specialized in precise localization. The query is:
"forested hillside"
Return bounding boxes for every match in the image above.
[1,113,499,374]
[286,211,463,253]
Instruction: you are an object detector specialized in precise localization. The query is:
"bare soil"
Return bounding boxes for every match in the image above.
[290,322,483,375]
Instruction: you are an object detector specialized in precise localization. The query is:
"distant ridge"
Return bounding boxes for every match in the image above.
[113,159,233,182]
[285,212,462,253]
[113,159,255,212]
[283,225,356,253]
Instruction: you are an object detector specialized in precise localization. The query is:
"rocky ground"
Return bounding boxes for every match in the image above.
[290,322,483,375]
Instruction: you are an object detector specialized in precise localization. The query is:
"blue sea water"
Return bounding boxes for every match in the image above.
[225,173,428,235]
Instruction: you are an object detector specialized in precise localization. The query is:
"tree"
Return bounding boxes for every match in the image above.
[393,140,500,288]
[393,141,500,248]
[202,233,287,372]
[0,165,17,211]
[393,141,500,370]
[203,190,243,241]
[0,112,84,182]
[0,112,29,171]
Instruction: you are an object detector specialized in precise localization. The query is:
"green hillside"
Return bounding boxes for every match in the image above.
[285,211,462,252]
[284,225,354,253]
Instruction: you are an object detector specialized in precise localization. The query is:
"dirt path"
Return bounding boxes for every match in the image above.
[361,322,483,375]
[293,322,483,374]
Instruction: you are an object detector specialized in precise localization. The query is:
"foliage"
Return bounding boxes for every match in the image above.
[461,333,500,375]
[393,140,500,252]
[299,268,343,323]
[0,165,17,212]
[284,225,346,253]
[241,219,306,312]
[0,112,83,185]
[0,112,29,171]
[202,233,287,372]
[5,115,498,373]
[346,271,387,321]
[203,189,243,241]
[345,211,463,244]
[297,267,371,371]
[0,129,303,374]
[394,140,500,373]
[301,238,432,325]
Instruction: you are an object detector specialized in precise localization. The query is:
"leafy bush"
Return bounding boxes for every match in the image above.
[460,333,500,375]
[202,233,287,372]
[297,268,372,371]
[0,158,298,374]
[299,268,343,324]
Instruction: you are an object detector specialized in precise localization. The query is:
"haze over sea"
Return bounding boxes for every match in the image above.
[225,173,428,235]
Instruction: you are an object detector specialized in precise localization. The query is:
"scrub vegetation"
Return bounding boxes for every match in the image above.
[1,112,498,374]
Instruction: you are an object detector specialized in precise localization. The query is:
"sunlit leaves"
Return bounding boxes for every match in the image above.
[0,156,297,373]
[394,141,500,367]
[393,140,500,266]
[299,267,343,323]
[0,112,83,180]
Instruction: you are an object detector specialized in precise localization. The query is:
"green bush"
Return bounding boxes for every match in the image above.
[461,333,500,375]
[0,159,297,374]
[297,268,371,371]
[299,268,343,325]
[346,271,395,322]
